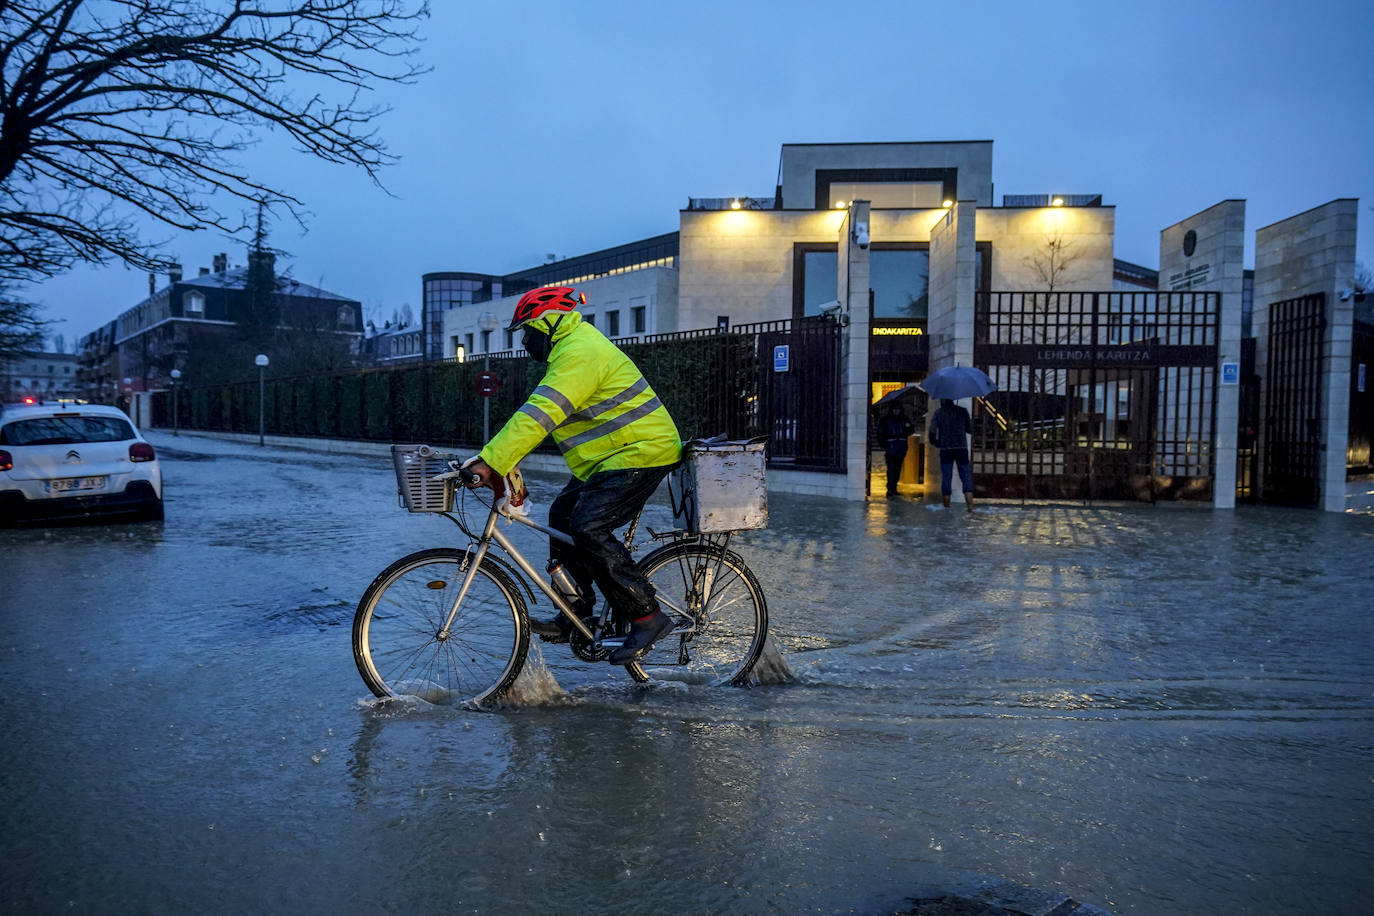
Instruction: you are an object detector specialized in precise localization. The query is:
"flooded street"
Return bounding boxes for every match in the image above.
[3,432,1371,914]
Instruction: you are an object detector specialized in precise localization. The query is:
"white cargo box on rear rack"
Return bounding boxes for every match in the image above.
[671,436,768,534]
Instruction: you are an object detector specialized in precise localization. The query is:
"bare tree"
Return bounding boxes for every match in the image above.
[1356,260,1373,326]
[1021,232,1083,306]
[0,288,47,358]
[0,0,430,285]
[1017,231,1084,398]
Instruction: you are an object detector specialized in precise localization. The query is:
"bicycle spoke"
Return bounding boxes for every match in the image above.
[353,550,528,704]
[637,543,766,685]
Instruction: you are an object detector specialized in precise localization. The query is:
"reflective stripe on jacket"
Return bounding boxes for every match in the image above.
[478,311,681,480]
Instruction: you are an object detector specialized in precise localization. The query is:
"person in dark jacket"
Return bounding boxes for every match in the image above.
[928,398,974,510]
[878,405,914,497]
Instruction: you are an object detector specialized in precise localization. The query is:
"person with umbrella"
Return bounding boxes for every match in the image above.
[920,366,996,511]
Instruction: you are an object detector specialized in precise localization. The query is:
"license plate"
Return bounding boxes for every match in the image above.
[47,476,106,493]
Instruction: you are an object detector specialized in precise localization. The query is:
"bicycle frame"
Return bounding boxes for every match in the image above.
[440,500,605,645]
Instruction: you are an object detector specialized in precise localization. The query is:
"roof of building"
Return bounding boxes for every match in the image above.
[179,266,355,302]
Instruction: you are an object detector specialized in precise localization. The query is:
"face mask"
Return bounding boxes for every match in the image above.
[521,313,565,363]
[522,327,551,362]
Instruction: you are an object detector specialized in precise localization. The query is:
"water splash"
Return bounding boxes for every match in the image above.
[747,635,796,686]
[493,643,570,706]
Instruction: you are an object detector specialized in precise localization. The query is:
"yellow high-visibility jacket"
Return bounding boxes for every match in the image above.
[479,311,681,480]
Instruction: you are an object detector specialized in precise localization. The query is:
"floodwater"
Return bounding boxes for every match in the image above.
[2,432,1371,915]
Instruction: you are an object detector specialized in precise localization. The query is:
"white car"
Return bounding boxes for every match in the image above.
[0,401,164,525]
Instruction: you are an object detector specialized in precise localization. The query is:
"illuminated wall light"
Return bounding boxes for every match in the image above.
[834,201,848,209]
[730,198,742,210]
[1051,197,1065,207]
[942,199,953,208]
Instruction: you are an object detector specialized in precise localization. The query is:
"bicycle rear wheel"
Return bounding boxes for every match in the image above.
[635,541,767,685]
[353,548,529,704]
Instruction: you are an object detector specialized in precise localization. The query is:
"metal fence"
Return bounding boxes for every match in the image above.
[152,316,847,472]
[1262,294,1325,506]
[972,290,1220,502]
[1351,320,1373,476]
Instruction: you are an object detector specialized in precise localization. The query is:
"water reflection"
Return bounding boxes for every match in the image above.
[3,434,1371,914]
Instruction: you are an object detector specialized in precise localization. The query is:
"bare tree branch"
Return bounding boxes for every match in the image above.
[0,0,430,283]
[0,285,49,359]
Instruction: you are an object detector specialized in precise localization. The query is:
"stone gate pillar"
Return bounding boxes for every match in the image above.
[839,200,871,501]
[1254,199,1358,512]
[924,200,978,502]
[1159,200,1246,509]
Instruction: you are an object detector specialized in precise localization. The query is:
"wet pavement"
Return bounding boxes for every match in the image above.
[2,431,1371,914]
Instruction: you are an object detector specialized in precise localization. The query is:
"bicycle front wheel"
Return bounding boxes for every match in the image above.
[636,541,767,686]
[353,548,529,704]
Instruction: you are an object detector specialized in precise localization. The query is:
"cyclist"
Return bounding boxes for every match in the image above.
[463,286,682,664]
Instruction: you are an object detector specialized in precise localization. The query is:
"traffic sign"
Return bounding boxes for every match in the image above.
[773,344,790,372]
[473,371,500,397]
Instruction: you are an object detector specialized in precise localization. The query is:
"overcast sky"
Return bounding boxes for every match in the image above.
[24,0,1374,345]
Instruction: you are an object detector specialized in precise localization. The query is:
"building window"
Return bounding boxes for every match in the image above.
[583,313,594,329]
[450,335,461,358]
[793,243,838,319]
[183,291,205,316]
[337,305,356,330]
[632,306,646,334]
[606,310,620,337]
[481,330,491,352]
[795,241,990,322]
[464,333,474,356]
[870,245,929,320]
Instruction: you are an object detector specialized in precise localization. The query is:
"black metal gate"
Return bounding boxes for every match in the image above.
[751,316,844,470]
[973,291,1219,502]
[1236,337,1260,502]
[1262,293,1325,506]
[634,315,845,472]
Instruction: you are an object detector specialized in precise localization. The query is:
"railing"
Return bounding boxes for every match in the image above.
[151,316,847,473]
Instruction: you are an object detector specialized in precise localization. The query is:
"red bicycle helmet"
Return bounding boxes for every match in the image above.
[507,285,586,330]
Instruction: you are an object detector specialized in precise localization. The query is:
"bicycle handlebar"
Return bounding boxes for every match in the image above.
[442,458,506,501]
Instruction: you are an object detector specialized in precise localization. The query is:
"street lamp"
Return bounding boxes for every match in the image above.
[170,369,181,437]
[254,354,269,446]
[478,313,501,441]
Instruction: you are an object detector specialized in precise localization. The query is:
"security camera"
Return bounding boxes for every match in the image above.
[853,220,869,249]
[817,299,842,317]
[1338,289,1353,302]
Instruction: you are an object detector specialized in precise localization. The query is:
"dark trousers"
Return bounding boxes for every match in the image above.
[884,447,907,495]
[548,465,672,624]
[939,447,974,496]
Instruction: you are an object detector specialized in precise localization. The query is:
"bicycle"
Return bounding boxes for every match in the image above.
[352,443,770,705]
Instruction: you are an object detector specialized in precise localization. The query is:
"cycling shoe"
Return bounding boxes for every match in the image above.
[529,615,572,643]
[607,610,675,664]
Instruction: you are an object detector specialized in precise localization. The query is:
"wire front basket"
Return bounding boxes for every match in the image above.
[391,444,458,513]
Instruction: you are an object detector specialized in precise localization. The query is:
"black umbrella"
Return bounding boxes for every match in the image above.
[873,384,925,409]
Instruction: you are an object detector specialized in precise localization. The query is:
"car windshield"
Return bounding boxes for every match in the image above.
[1,415,135,446]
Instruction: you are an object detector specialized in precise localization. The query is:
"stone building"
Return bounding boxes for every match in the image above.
[428,140,1361,510]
